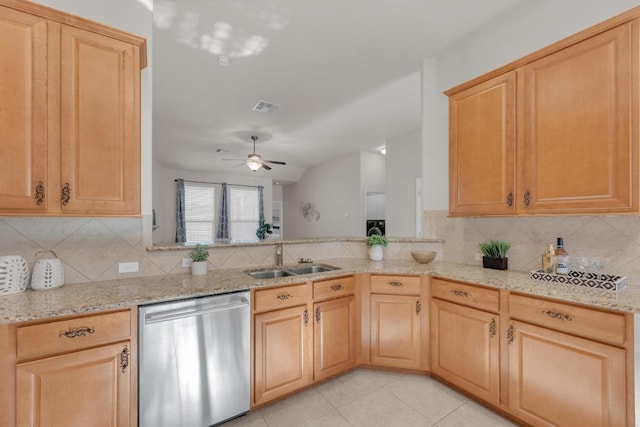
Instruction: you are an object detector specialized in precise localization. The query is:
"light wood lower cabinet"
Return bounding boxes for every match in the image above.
[507,320,627,427]
[430,298,500,406]
[370,293,422,369]
[16,342,132,427]
[313,295,357,381]
[253,304,313,405]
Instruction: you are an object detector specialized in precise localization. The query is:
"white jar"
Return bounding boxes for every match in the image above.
[0,255,30,295]
[368,245,384,261]
[31,251,65,291]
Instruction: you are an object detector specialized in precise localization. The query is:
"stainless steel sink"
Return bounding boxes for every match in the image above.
[247,269,297,279]
[246,264,340,279]
[287,265,338,275]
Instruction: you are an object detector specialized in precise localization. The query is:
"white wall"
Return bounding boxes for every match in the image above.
[386,128,421,237]
[283,152,364,238]
[153,162,273,244]
[423,0,640,211]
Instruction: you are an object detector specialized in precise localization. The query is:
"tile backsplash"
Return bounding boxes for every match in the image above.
[0,217,441,284]
[3,212,638,286]
[424,210,640,284]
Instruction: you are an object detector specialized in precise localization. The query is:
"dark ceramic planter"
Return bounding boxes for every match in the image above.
[483,256,508,270]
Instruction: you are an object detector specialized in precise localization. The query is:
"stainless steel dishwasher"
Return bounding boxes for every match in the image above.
[138,291,250,427]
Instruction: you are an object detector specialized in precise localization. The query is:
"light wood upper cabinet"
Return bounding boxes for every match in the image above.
[59,25,141,215]
[519,22,638,214]
[449,72,516,216]
[508,320,626,427]
[0,0,145,216]
[447,15,640,217]
[0,6,48,212]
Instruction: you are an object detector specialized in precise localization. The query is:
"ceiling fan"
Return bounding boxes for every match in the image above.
[223,135,286,171]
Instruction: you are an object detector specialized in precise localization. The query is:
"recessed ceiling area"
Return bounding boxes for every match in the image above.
[152,0,525,182]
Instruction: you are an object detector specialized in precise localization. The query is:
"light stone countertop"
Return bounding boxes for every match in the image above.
[2,259,639,325]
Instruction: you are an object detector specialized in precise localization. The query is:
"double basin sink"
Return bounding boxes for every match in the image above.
[247,264,340,280]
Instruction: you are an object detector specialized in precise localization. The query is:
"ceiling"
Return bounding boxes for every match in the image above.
[152,0,524,183]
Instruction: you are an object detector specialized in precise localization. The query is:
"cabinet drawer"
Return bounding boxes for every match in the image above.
[254,283,311,313]
[16,310,132,359]
[509,293,627,345]
[314,276,355,301]
[431,278,499,313]
[370,275,421,295]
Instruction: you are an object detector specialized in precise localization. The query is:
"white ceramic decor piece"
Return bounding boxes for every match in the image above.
[191,261,208,276]
[369,245,384,261]
[0,255,30,295]
[31,251,65,291]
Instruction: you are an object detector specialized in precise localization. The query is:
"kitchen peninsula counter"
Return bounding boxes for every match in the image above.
[2,259,639,325]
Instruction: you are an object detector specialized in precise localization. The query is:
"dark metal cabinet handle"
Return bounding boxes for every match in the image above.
[276,293,293,301]
[523,190,531,208]
[120,345,129,374]
[542,310,572,322]
[416,300,421,315]
[331,284,343,291]
[388,281,404,287]
[35,181,44,205]
[61,183,71,206]
[315,306,321,322]
[303,308,309,326]
[59,326,95,338]
[506,191,513,207]
[451,289,469,298]
[507,324,515,344]
[489,319,497,338]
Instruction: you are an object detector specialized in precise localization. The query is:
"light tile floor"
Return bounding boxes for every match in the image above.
[223,369,518,427]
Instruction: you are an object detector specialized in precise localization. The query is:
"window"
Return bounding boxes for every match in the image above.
[229,185,259,243]
[184,182,215,243]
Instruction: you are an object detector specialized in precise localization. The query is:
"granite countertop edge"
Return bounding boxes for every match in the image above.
[1,259,639,325]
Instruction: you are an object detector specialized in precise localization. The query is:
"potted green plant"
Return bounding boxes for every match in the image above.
[367,235,388,261]
[478,239,510,270]
[256,222,273,240]
[189,244,209,275]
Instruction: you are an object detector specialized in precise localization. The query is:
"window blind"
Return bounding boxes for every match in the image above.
[230,186,259,243]
[185,182,215,243]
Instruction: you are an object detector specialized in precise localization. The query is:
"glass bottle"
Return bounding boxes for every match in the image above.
[542,243,557,273]
[555,237,569,275]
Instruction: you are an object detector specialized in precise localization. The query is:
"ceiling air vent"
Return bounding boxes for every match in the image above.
[252,100,281,113]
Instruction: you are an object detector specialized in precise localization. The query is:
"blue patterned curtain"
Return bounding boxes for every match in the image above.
[175,179,186,243]
[216,183,229,241]
[258,185,265,227]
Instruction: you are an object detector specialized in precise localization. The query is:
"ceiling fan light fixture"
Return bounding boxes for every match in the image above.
[247,155,262,171]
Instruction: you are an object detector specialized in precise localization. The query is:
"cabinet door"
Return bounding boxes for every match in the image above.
[59,25,140,215]
[16,341,132,427]
[370,294,422,369]
[449,72,516,216]
[314,295,356,381]
[254,305,313,405]
[508,320,626,427]
[0,6,48,212]
[519,22,638,214]
[430,298,499,405]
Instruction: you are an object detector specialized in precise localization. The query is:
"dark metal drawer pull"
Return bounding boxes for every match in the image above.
[489,318,497,337]
[542,310,572,322]
[35,181,44,205]
[59,326,95,338]
[416,300,421,315]
[388,281,403,287]
[507,324,515,344]
[61,183,71,206]
[451,289,469,298]
[276,293,293,300]
[303,308,309,326]
[331,284,343,291]
[315,306,321,322]
[120,345,129,373]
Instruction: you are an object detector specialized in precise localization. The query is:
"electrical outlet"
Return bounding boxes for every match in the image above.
[118,262,139,273]
[182,258,191,268]
[474,253,483,262]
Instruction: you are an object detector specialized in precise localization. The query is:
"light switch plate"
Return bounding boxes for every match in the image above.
[118,262,139,273]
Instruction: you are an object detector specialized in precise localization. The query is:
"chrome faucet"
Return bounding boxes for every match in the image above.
[275,243,283,266]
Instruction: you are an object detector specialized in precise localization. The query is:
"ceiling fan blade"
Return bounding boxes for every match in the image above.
[222,158,246,161]
[260,162,272,170]
[264,160,286,165]
[232,162,246,168]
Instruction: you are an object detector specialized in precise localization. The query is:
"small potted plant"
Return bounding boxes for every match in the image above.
[478,239,510,270]
[256,222,273,240]
[367,235,388,261]
[189,244,209,275]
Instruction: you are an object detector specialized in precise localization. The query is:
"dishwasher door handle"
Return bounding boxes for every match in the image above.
[144,297,249,324]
